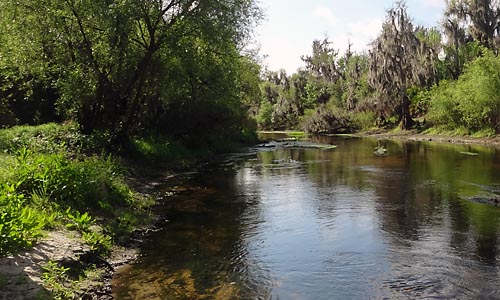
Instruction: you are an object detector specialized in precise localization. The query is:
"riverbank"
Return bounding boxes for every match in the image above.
[0,166,163,300]
[0,123,250,299]
[362,129,500,147]
[2,126,499,299]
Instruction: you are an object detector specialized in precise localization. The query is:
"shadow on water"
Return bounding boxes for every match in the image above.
[113,135,500,300]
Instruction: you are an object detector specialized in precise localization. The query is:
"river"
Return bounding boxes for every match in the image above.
[112,134,500,299]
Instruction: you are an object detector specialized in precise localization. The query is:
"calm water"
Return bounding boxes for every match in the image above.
[113,135,500,300]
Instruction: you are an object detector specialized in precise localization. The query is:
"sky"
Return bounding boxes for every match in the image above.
[255,0,446,74]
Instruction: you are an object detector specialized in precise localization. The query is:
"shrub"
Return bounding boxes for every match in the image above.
[352,111,378,131]
[12,151,132,213]
[301,105,355,134]
[428,50,500,133]
[0,184,47,255]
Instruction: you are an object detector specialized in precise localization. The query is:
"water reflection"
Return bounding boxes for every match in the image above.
[113,135,500,299]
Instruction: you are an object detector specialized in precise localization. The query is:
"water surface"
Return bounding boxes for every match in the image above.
[113,135,500,299]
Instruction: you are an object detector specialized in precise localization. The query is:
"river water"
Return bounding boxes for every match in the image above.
[112,134,500,299]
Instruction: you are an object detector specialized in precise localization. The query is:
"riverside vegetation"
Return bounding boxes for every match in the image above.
[0,0,262,298]
[255,1,500,136]
[1,0,500,298]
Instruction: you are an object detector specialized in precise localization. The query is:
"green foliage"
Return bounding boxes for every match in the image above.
[10,150,132,212]
[0,123,110,155]
[128,135,191,163]
[65,209,93,232]
[256,40,373,132]
[0,184,47,255]
[352,111,378,131]
[428,50,500,133]
[66,208,112,255]
[82,231,112,255]
[0,123,144,256]
[301,105,355,134]
[41,261,76,300]
[0,0,262,143]
[408,86,433,118]
[368,3,438,129]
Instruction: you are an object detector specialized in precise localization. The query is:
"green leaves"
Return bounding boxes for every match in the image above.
[0,184,46,255]
[0,0,263,139]
[428,50,500,133]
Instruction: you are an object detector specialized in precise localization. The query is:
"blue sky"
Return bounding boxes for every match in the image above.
[255,0,445,74]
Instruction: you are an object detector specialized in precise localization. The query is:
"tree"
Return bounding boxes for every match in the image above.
[1,0,262,141]
[301,38,344,83]
[368,2,438,129]
[444,0,500,50]
[441,0,496,78]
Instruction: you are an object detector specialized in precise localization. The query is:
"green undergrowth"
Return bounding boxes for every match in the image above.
[1,123,253,257]
[128,131,254,168]
[424,126,496,138]
[0,124,154,256]
[128,135,193,166]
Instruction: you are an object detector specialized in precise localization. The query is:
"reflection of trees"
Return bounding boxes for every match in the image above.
[370,142,440,240]
[116,137,500,298]
[114,167,273,299]
[298,136,500,264]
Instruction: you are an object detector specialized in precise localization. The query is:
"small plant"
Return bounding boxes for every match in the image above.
[41,261,77,300]
[65,208,94,232]
[82,231,112,255]
[0,184,47,255]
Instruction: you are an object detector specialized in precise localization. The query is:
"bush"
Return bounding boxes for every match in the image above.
[301,105,355,134]
[352,111,378,131]
[428,51,500,133]
[12,150,132,213]
[128,135,191,163]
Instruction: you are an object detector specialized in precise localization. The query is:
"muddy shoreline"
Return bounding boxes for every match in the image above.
[0,161,176,300]
[361,130,500,147]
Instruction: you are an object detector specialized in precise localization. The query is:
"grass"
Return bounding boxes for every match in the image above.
[423,126,496,137]
[0,275,8,288]
[128,135,192,165]
[0,123,153,256]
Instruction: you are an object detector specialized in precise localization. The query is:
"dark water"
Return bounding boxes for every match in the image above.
[113,135,500,300]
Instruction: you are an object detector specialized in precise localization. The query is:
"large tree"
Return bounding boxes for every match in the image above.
[441,0,499,78]
[368,2,438,129]
[1,0,261,139]
[444,0,500,50]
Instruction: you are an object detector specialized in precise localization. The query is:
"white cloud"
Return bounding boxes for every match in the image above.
[312,6,337,26]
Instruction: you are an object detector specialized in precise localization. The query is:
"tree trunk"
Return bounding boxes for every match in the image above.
[401,94,414,130]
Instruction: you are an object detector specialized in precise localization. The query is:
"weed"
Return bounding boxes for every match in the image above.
[41,261,77,300]
[82,231,112,255]
[65,209,94,232]
[0,184,47,255]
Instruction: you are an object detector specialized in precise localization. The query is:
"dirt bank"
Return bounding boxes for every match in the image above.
[0,164,174,300]
[0,228,139,300]
[362,130,500,148]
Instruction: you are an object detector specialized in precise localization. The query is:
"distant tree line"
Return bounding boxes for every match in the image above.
[0,0,262,147]
[255,0,500,135]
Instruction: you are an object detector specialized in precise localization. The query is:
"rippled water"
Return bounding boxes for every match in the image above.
[113,135,500,299]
